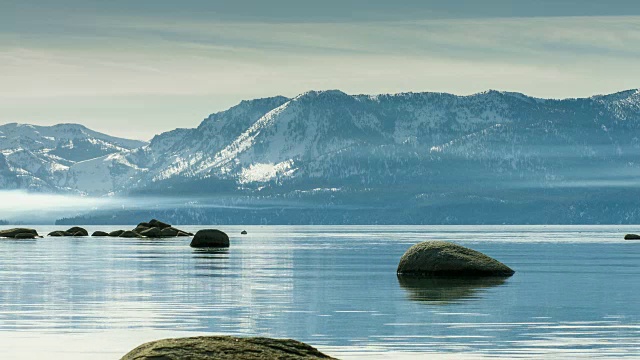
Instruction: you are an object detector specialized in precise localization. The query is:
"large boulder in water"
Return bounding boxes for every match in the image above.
[160,227,179,237]
[190,229,229,248]
[120,336,336,360]
[14,232,38,239]
[119,230,142,238]
[66,227,88,237]
[92,231,109,237]
[397,241,514,277]
[109,230,125,237]
[48,230,68,237]
[624,234,640,240]
[0,228,39,238]
[140,227,162,238]
[148,219,171,229]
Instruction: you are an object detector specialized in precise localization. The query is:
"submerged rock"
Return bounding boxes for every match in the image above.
[624,234,640,240]
[0,228,39,238]
[397,241,514,277]
[92,231,109,237]
[120,336,336,360]
[190,229,229,248]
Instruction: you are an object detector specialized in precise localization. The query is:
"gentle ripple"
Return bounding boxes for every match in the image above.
[0,225,638,359]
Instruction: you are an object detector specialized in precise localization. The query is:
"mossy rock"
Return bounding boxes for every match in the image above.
[120,336,336,360]
[397,241,514,277]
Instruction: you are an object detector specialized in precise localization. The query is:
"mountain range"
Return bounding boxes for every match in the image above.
[3,89,640,224]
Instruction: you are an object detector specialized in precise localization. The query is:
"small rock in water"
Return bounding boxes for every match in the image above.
[241,230,248,235]
[120,336,336,360]
[190,229,229,248]
[624,234,640,240]
[397,241,515,277]
[92,231,110,237]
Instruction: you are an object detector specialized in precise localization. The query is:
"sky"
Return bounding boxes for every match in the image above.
[1,0,640,140]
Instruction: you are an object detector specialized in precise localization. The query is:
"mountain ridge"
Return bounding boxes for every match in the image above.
[2,88,640,224]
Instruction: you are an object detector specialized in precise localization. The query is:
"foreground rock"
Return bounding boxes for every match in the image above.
[92,231,110,237]
[120,336,336,360]
[624,234,640,240]
[190,229,229,248]
[397,241,514,277]
[0,228,39,238]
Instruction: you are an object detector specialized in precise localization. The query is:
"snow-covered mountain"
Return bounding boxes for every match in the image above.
[0,123,146,192]
[4,89,640,224]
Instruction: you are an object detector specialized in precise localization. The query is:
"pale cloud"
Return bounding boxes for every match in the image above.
[1,15,639,139]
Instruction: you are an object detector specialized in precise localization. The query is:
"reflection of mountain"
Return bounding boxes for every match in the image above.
[397,276,508,304]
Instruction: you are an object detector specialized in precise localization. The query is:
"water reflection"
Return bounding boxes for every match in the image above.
[0,225,638,359]
[397,276,508,304]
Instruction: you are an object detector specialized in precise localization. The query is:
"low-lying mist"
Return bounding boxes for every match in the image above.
[0,190,363,225]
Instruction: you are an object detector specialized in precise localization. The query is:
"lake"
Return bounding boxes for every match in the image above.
[0,225,638,359]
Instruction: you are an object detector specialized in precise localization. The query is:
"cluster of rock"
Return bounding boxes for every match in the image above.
[107,219,194,238]
[2,219,232,249]
[120,336,336,360]
[48,226,89,237]
[46,219,194,239]
[0,228,41,239]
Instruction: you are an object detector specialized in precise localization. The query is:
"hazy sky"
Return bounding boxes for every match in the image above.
[2,0,640,140]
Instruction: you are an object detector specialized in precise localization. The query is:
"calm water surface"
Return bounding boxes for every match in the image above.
[0,225,638,359]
